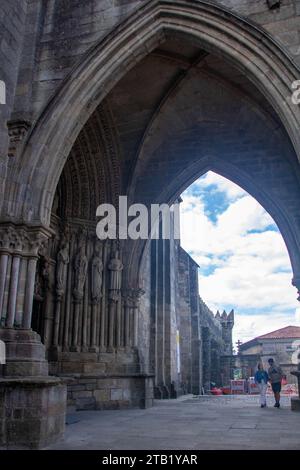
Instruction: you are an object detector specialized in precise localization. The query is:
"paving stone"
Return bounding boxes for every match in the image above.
[46,395,300,450]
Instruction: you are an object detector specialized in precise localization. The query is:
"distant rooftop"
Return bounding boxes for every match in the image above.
[257,325,300,340]
[239,325,300,351]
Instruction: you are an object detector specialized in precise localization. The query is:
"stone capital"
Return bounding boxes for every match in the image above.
[7,119,31,158]
[72,290,84,303]
[122,287,145,307]
[0,223,53,257]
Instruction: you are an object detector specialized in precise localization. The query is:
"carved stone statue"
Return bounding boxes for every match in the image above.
[108,250,123,301]
[73,244,88,301]
[34,255,51,301]
[34,274,43,302]
[42,257,50,290]
[56,241,69,298]
[91,244,103,304]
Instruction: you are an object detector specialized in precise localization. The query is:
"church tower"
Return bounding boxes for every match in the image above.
[221,310,234,355]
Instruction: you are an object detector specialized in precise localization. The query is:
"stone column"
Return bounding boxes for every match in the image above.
[0,223,51,377]
[23,257,38,329]
[210,339,222,386]
[90,302,99,351]
[71,300,81,350]
[63,231,74,351]
[6,254,21,328]
[90,242,103,352]
[0,252,8,314]
[99,240,108,352]
[108,299,117,351]
[202,326,211,392]
[122,288,144,350]
[0,223,67,449]
[116,295,122,348]
[191,310,202,395]
[123,291,131,349]
[71,239,88,352]
[107,247,123,352]
[131,288,144,348]
[42,259,55,349]
[53,296,62,347]
[53,239,70,348]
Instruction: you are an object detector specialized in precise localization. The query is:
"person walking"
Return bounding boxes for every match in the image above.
[254,363,268,408]
[267,358,283,408]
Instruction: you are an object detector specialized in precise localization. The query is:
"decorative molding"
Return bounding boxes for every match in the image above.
[7,120,31,158]
[53,102,121,221]
[0,223,52,256]
[267,0,281,10]
[122,287,145,308]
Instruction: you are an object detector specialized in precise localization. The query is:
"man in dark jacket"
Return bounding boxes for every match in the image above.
[268,358,283,408]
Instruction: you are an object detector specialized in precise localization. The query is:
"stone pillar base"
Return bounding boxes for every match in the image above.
[0,329,48,377]
[291,397,300,412]
[154,384,170,399]
[66,374,154,411]
[0,377,66,449]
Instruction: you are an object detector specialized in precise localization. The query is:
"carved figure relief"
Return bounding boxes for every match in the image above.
[56,241,69,298]
[108,248,123,301]
[73,244,88,301]
[91,243,103,304]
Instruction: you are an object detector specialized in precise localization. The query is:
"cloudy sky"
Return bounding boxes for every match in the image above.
[180,171,300,348]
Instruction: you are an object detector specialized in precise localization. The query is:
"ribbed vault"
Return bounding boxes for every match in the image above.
[50,38,300,293]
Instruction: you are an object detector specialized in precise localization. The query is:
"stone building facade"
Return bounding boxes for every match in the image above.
[1,0,300,448]
[237,326,300,384]
[155,235,234,398]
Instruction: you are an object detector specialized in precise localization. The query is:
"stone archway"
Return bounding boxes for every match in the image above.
[125,63,300,293]
[2,0,300,225]
[1,0,300,448]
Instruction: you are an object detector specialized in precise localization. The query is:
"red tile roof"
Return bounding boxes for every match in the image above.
[257,325,300,340]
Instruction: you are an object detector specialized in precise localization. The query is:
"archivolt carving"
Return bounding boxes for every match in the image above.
[52,101,121,222]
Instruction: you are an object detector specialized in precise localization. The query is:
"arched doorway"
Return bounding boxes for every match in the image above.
[26,26,300,403]
[1,0,300,447]
[179,170,299,390]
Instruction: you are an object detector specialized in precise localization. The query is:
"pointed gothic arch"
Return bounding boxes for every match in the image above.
[3,0,300,227]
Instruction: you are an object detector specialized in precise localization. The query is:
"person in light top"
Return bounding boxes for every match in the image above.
[254,363,269,408]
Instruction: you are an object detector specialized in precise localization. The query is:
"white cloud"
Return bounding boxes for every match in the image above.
[217,196,274,236]
[233,312,300,346]
[180,172,299,343]
[296,308,300,324]
[195,171,245,200]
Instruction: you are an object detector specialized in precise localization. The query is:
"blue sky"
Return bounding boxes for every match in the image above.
[180,171,300,347]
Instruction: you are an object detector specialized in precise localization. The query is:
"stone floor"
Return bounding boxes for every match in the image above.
[46,395,300,450]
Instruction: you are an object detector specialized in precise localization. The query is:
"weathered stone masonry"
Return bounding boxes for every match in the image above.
[1,0,300,447]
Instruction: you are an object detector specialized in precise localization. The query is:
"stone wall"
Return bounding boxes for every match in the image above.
[0,377,66,449]
[67,375,153,411]
[239,338,300,383]
[138,242,152,375]
[150,234,180,398]
[27,0,146,120]
[0,0,28,199]
[176,246,193,393]
[172,243,233,393]
[5,0,300,130]
[218,0,300,63]
[0,0,299,446]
